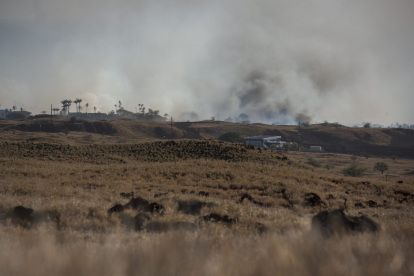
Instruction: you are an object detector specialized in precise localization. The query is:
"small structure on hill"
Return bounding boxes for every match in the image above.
[0,109,32,119]
[243,136,286,149]
[309,146,323,152]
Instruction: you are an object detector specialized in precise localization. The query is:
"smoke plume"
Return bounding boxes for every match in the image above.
[0,0,413,124]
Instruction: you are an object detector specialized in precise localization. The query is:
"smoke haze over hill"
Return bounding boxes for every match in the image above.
[0,0,413,124]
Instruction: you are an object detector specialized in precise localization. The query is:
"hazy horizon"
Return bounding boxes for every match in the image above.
[1,0,413,125]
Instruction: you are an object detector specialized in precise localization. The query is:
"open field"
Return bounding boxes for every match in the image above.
[286,151,414,180]
[0,138,414,275]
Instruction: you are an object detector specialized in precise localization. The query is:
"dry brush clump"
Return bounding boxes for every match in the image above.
[0,140,292,164]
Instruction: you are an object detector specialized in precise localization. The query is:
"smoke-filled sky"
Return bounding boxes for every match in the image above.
[0,0,413,124]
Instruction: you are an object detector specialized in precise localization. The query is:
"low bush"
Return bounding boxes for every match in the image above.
[218,132,242,143]
[307,158,321,168]
[342,164,367,177]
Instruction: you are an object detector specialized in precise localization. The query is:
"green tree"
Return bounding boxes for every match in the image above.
[374,162,389,175]
[218,132,242,143]
[364,122,371,128]
[342,164,368,177]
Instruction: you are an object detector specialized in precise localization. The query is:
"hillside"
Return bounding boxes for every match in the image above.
[1,117,414,158]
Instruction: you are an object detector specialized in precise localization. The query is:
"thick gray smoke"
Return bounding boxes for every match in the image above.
[0,0,413,125]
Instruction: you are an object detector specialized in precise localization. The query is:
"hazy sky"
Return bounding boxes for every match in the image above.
[0,0,413,124]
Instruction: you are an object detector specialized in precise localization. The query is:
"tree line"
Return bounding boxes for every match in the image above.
[55,99,168,121]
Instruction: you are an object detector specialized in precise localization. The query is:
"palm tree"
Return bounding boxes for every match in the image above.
[85,103,89,114]
[67,100,72,115]
[73,99,80,112]
[12,106,16,112]
[73,98,82,113]
[61,106,66,115]
[118,101,122,109]
[78,99,82,113]
[61,100,67,115]
[164,113,169,120]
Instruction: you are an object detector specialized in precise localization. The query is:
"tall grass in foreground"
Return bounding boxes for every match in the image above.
[0,230,412,276]
[0,148,413,276]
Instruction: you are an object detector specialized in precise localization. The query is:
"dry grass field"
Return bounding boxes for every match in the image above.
[287,151,414,180]
[0,136,414,275]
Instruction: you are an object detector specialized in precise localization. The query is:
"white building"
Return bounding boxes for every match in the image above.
[243,136,286,149]
[309,146,322,152]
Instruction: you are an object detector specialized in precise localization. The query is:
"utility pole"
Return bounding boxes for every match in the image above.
[298,121,301,151]
[51,104,53,124]
[171,116,173,139]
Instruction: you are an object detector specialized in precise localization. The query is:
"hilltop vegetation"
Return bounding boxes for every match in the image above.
[0,140,290,164]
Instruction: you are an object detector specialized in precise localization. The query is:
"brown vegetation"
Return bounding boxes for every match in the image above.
[0,135,414,274]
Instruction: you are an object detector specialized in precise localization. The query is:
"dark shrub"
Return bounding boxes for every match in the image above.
[218,132,242,143]
[307,158,321,168]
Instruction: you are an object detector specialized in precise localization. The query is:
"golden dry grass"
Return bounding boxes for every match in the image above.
[0,138,414,275]
[287,151,414,180]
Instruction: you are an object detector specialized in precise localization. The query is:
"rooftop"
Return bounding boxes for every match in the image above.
[243,136,281,140]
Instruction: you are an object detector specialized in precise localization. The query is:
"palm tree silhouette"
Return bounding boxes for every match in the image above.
[73,99,79,112]
[85,103,89,114]
[60,100,68,115]
[67,100,72,114]
[78,99,82,113]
